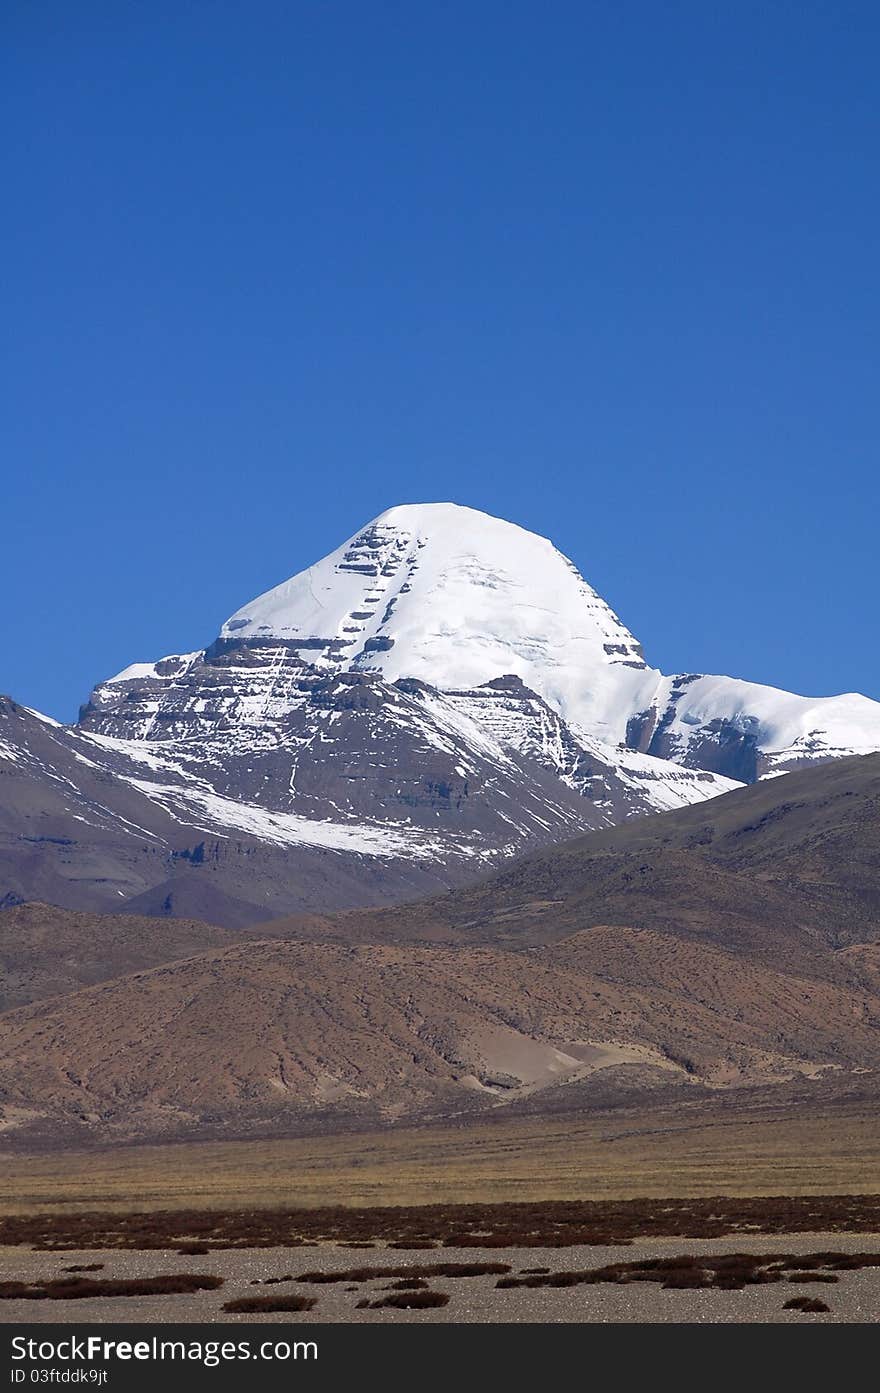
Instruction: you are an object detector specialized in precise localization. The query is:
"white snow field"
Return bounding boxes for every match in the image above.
[217,502,880,768]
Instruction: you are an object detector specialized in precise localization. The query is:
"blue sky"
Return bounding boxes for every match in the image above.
[3,2,879,720]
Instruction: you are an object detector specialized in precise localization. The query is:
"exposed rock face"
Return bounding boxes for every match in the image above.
[624,669,880,781]
[80,655,733,829]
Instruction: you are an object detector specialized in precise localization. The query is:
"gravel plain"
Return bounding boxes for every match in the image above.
[2,1232,879,1323]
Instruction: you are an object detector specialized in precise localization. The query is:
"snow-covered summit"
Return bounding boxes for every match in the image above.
[220,502,656,742]
[100,499,880,788]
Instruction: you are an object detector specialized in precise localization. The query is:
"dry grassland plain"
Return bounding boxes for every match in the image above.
[1,1095,878,1215]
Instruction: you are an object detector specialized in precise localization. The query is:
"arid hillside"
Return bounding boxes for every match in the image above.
[1,924,879,1144]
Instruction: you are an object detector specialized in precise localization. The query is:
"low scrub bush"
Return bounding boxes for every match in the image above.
[0,1274,223,1301]
[494,1249,870,1294]
[223,1294,316,1314]
[783,1297,830,1313]
[369,1290,450,1309]
[6,1196,880,1252]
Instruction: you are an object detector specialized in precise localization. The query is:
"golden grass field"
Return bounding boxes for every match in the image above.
[2,1095,878,1215]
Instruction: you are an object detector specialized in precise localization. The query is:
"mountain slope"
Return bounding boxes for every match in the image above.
[2,928,879,1144]
[0,902,237,1012]
[275,751,880,964]
[0,697,480,925]
[3,751,879,1145]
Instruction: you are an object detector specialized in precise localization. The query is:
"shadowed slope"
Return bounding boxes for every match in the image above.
[276,752,880,964]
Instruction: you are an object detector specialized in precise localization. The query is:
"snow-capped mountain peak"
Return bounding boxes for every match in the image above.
[96,500,880,786]
[220,502,655,742]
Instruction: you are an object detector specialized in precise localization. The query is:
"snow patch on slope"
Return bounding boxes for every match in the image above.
[125,778,477,859]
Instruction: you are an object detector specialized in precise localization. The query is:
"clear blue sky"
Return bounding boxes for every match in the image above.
[3,2,878,721]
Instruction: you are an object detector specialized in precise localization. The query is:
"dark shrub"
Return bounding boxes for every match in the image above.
[223,1294,316,1314]
[0,1274,223,1301]
[783,1297,830,1313]
[6,1196,880,1253]
[494,1250,854,1294]
[825,1253,880,1270]
[661,1272,711,1290]
[370,1290,450,1309]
